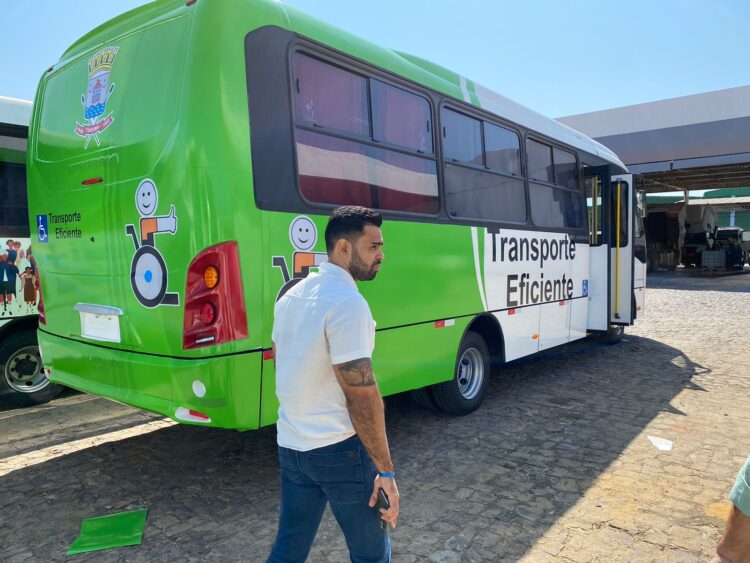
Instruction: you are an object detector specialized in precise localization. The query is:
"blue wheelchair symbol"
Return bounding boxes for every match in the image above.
[37,215,49,243]
[582,279,589,297]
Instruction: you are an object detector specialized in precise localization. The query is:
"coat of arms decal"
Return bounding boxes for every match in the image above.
[75,46,118,148]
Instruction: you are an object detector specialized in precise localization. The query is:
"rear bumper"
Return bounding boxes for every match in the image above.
[38,330,264,430]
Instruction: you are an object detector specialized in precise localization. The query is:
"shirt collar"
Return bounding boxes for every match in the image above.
[318,261,358,289]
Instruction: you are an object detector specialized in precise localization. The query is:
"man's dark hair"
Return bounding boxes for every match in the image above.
[325,206,383,254]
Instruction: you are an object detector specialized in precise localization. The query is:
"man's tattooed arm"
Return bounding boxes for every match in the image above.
[335,358,376,387]
[332,357,394,473]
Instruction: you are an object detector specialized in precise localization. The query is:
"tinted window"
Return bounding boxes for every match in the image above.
[527,140,553,183]
[529,184,585,229]
[611,180,629,246]
[371,80,432,153]
[444,164,526,223]
[585,175,604,245]
[293,53,369,137]
[484,123,521,175]
[553,147,577,189]
[442,109,482,165]
[296,129,439,214]
[0,163,29,238]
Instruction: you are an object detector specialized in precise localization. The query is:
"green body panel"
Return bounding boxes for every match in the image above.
[41,330,262,429]
[29,0,492,429]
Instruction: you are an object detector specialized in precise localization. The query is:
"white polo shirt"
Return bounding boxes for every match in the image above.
[272,261,376,451]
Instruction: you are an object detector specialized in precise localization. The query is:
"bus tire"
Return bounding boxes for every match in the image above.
[604,324,624,343]
[0,330,62,407]
[410,387,435,410]
[431,331,489,415]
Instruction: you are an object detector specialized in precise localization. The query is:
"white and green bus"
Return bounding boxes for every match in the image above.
[0,96,62,406]
[28,0,645,429]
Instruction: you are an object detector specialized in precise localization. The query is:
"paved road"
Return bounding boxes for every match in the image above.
[2,271,749,562]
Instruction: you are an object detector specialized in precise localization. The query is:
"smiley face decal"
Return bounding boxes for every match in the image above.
[289,216,316,251]
[136,179,158,216]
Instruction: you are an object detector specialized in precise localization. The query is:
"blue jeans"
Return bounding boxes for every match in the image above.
[267,435,390,563]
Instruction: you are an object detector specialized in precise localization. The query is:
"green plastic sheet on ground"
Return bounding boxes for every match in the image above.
[67,508,148,555]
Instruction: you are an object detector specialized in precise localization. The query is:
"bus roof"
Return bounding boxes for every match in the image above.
[57,0,625,171]
[0,96,32,127]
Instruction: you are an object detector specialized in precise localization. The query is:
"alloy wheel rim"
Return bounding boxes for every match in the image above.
[4,346,46,393]
[457,347,484,400]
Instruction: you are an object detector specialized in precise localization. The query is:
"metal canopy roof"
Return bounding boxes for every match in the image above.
[557,86,750,193]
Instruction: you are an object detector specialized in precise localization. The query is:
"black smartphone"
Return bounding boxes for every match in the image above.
[375,488,390,531]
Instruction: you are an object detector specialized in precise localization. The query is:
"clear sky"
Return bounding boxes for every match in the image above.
[2,0,749,118]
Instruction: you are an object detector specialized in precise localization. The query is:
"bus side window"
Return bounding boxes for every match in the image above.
[371,80,433,154]
[527,141,584,229]
[292,52,370,137]
[0,162,30,238]
[442,108,526,223]
[292,52,439,215]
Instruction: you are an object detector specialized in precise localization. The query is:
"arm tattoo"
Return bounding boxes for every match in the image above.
[337,358,375,387]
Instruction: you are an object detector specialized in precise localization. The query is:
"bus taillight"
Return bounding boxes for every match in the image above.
[183,242,248,349]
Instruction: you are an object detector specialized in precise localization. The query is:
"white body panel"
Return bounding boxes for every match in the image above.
[586,245,609,331]
[481,228,589,361]
[493,308,539,361]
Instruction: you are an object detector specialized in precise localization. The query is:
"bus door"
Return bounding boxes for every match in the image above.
[584,166,610,331]
[609,174,635,324]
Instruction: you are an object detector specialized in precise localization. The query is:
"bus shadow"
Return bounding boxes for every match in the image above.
[2,334,705,561]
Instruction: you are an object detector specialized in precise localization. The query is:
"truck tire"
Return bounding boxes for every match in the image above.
[431,331,489,415]
[0,330,62,407]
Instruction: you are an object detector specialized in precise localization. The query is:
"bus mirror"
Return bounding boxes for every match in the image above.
[742,231,750,243]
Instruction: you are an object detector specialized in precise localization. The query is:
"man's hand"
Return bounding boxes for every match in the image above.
[369,475,400,529]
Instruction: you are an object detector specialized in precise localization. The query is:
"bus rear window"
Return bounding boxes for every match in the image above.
[35,16,187,162]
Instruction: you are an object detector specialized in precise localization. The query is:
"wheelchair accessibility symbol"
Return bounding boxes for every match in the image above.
[37,215,49,243]
[125,179,179,308]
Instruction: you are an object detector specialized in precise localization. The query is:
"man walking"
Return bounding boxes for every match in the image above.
[267,206,399,563]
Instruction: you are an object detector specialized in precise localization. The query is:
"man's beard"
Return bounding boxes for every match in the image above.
[349,247,380,281]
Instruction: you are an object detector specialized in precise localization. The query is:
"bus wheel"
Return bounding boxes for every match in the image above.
[431,331,489,415]
[0,330,62,407]
[603,324,625,343]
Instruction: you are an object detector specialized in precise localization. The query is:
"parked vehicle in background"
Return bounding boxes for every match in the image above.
[710,227,750,268]
[0,96,62,406]
[682,205,718,267]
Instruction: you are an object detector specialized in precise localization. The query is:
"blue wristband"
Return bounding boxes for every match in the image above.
[378,471,395,478]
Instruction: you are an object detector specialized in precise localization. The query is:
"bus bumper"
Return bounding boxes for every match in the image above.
[38,330,265,430]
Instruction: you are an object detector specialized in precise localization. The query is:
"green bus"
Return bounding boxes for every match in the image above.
[28,0,645,430]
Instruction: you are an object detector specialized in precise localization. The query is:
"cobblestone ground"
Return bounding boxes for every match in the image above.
[1,272,749,562]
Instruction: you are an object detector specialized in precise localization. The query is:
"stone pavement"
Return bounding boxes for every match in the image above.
[1,271,749,562]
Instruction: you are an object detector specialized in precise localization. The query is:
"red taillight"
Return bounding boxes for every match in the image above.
[37,272,46,325]
[81,177,103,185]
[183,241,248,349]
[200,302,216,324]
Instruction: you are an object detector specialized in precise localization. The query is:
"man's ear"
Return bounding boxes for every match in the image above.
[335,237,351,258]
